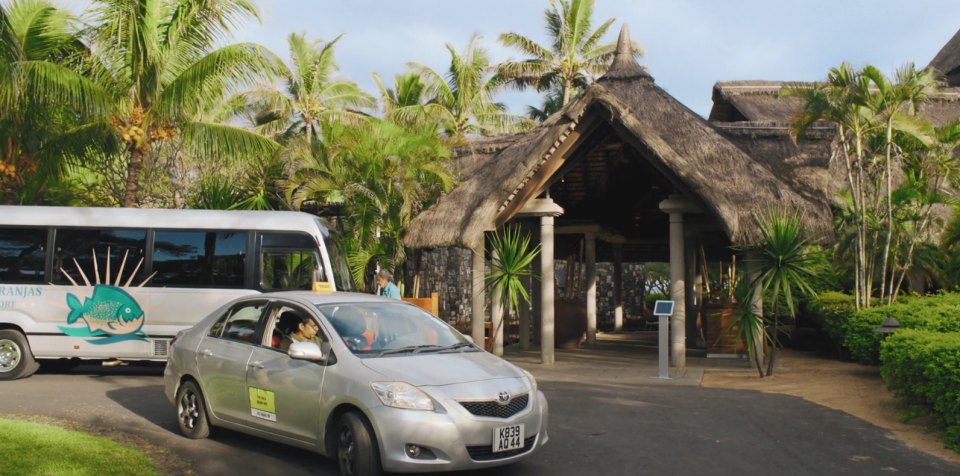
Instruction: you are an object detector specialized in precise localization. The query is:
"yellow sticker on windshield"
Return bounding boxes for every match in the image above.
[248,387,277,422]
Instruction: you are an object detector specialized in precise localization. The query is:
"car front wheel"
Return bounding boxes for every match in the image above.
[176,380,212,439]
[336,411,381,476]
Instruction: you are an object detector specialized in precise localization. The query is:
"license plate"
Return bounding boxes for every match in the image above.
[492,424,524,452]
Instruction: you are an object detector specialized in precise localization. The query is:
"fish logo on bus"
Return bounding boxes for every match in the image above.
[56,248,154,345]
[66,285,145,335]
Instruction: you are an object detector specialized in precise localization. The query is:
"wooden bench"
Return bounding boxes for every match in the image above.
[402,292,439,316]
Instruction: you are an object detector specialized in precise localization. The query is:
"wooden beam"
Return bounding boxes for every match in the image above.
[495,113,604,228]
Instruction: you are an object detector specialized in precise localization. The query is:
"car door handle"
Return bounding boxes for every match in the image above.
[200,349,213,358]
[249,360,264,369]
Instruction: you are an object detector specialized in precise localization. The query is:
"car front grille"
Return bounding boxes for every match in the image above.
[459,393,529,418]
[466,434,537,461]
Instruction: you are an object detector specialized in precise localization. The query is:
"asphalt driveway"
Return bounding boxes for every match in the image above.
[2,353,959,476]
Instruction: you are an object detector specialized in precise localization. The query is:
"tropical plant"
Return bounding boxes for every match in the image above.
[77,0,284,207]
[497,0,642,113]
[410,34,532,145]
[227,32,375,144]
[0,0,108,204]
[786,63,945,308]
[287,119,453,289]
[485,224,541,354]
[736,207,822,377]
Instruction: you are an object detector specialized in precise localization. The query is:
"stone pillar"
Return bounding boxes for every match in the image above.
[659,195,700,368]
[585,232,597,344]
[613,244,623,333]
[519,269,531,350]
[746,250,764,363]
[540,215,556,365]
[472,247,486,348]
[685,236,698,348]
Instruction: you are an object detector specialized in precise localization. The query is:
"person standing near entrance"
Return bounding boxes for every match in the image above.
[376,270,401,299]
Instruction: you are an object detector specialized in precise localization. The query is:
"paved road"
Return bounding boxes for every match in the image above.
[2,357,959,476]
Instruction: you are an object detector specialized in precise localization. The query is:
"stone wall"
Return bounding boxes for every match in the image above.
[404,248,661,330]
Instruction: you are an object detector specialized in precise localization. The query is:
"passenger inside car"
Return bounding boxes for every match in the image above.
[277,310,326,352]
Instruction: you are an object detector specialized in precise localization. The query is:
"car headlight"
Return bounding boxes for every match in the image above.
[371,382,435,411]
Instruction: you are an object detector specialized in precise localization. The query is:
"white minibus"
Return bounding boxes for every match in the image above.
[0,205,352,379]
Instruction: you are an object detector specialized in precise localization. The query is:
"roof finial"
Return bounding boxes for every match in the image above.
[600,24,651,81]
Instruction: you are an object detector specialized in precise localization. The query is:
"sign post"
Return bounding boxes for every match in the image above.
[652,300,674,379]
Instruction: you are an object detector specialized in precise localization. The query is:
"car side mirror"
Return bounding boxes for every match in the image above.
[463,335,475,345]
[288,341,327,362]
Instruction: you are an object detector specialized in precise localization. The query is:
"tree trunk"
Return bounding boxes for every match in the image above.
[123,148,144,207]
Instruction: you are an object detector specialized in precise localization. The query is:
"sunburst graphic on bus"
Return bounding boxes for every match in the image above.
[56,248,155,345]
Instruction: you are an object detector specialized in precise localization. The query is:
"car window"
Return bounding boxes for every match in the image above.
[266,305,329,351]
[209,302,267,343]
[320,302,471,356]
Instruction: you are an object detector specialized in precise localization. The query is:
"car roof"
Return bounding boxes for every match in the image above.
[254,291,402,307]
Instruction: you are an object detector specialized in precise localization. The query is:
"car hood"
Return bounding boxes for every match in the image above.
[360,351,524,386]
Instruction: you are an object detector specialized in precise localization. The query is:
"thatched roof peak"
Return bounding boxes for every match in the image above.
[929,28,960,86]
[600,24,651,82]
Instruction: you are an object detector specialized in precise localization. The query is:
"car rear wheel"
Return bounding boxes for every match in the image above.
[176,380,212,439]
[0,330,38,380]
[336,412,381,476]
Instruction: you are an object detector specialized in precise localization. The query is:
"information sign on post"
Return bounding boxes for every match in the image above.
[653,300,674,379]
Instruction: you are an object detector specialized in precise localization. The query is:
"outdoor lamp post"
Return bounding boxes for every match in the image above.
[873,317,901,335]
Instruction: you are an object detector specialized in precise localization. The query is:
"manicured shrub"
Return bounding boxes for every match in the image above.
[842,293,960,363]
[807,291,856,357]
[880,329,960,451]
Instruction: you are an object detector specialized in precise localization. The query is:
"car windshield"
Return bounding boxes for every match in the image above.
[319,302,475,357]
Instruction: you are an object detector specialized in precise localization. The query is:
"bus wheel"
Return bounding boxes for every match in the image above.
[0,330,39,380]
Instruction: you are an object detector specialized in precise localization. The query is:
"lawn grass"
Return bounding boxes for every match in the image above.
[0,418,162,476]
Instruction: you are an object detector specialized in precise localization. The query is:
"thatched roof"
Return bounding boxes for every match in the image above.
[404,26,835,251]
[929,28,960,86]
[710,80,960,126]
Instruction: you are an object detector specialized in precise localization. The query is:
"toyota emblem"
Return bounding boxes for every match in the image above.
[497,391,511,404]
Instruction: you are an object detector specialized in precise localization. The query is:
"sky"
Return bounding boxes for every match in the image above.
[59,0,960,119]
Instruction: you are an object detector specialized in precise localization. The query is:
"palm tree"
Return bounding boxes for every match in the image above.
[372,70,440,132]
[861,64,937,303]
[410,34,531,145]
[288,119,453,288]
[230,32,375,145]
[0,0,108,203]
[786,64,880,309]
[81,0,284,207]
[497,0,642,112]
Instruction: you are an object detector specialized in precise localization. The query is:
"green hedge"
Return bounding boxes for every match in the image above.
[807,291,856,356]
[880,329,960,451]
[843,293,960,363]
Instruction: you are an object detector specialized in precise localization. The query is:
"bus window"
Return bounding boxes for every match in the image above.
[53,228,147,285]
[0,227,47,283]
[152,230,247,288]
[259,232,321,291]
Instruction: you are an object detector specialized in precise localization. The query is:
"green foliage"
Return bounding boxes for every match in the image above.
[485,225,541,316]
[843,293,960,363]
[496,0,638,110]
[808,291,856,348]
[0,418,161,475]
[644,292,668,310]
[288,119,452,289]
[880,329,960,451]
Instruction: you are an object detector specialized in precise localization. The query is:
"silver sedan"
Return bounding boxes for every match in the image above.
[163,292,548,476]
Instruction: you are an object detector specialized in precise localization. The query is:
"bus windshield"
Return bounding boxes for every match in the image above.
[322,226,354,292]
